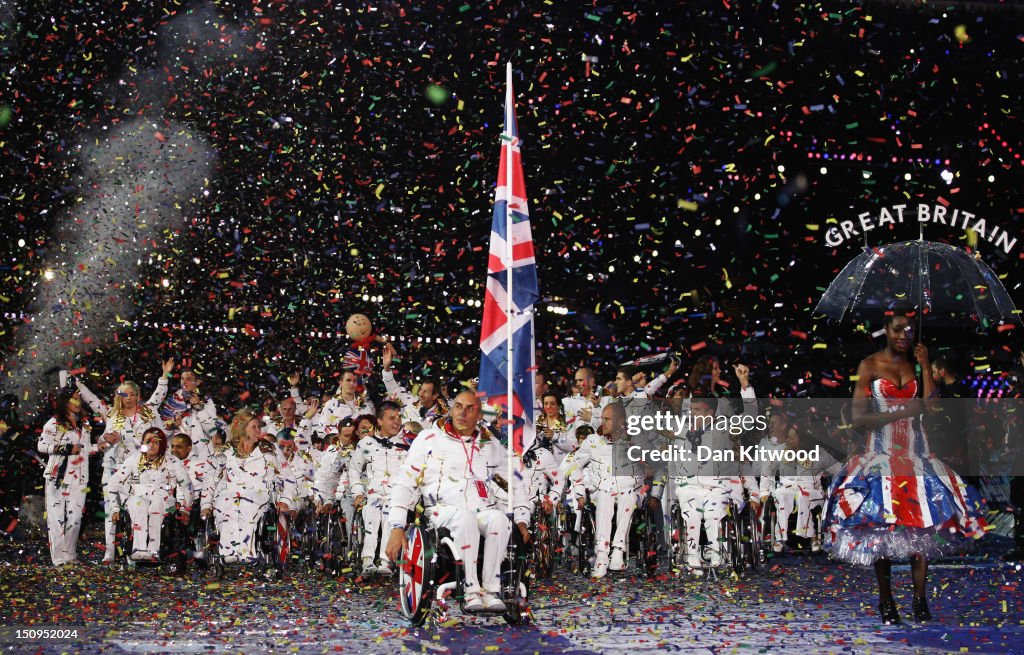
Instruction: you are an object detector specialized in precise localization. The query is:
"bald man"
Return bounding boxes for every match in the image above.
[385,391,530,612]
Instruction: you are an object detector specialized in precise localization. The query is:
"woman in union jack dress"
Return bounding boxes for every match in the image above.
[823,312,988,625]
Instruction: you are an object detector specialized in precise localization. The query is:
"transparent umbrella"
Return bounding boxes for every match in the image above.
[815,240,1020,330]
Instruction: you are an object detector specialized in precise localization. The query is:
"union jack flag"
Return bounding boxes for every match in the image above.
[478,66,539,457]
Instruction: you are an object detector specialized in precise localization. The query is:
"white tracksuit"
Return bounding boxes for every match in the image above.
[669,387,760,568]
[278,448,317,512]
[38,418,96,566]
[182,455,218,513]
[525,446,562,509]
[312,443,356,528]
[314,395,375,434]
[109,454,192,559]
[349,433,408,566]
[556,433,642,560]
[670,429,733,569]
[202,447,296,563]
[760,446,840,543]
[81,378,169,557]
[388,422,531,595]
[382,369,446,425]
[164,396,221,461]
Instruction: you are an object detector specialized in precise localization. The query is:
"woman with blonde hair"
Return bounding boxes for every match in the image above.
[72,359,174,563]
[201,409,295,563]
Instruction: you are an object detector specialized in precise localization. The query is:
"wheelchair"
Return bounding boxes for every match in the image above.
[629,492,663,577]
[112,502,189,574]
[530,502,557,580]
[287,505,319,572]
[314,507,356,576]
[563,498,596,577]
[397,511,532,627]
[759,491,824,556]
[669,497,753,579]
[202,504,290,580]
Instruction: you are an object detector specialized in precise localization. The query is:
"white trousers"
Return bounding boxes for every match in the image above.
[430,505,510,594]
[126,490,174,558]
[771,484,823,542]
[593,490,639,558]
[214,499,269,562]
[675,482,729,568]
[360,492,390,564]
[102,470,116,557]
[44,480,86,566]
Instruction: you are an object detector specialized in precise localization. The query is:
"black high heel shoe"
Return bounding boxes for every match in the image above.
[913,596,932,622]
[879,599,902,625]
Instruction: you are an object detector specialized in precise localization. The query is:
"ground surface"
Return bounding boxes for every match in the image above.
[2,534,1022,654]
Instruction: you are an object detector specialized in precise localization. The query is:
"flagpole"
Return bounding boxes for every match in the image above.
[504,61,515,516]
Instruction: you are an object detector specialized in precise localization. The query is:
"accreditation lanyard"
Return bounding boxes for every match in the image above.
[458,435,488,500]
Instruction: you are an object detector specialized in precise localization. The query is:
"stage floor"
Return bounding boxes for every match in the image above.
[2,537,1022,654]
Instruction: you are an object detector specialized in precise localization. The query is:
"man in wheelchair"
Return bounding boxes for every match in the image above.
[554,402,642,578]
[109,428,193,564]
[384,390,531,613]
[760,420,842,554]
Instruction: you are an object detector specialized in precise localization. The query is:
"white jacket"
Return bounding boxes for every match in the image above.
[382,369,446,425]
[278,448,317,507]
[314,395,375,434]
[348,433,408,499]
[38,418,96,486]
[387,421,531,528]
[312,444,354,504]
[96,378,169,474]
[556,433,642,501]
[182,455,218,512]
[202,446,296,514]
[109,453,193,510]
[524,446,562,506]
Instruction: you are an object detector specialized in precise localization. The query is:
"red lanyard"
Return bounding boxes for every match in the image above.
[458,434,478,477]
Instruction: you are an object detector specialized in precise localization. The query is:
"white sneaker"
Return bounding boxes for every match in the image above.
[772,541,784,553]
[591,555,609,578]
[811,538,822,553]
[609,549,625,571]
[377,562,393,576]
[361,558,377,575]
[101,555,115,564]
[481,592,506,611]
[464,592,485,611]
[689,567,704,578]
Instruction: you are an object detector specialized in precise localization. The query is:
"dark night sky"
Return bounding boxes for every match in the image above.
[1,0,1022,405]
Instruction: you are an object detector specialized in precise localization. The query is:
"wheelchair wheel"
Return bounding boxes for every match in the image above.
[315,512,337,575]
[161,513,188,575]
[399,525,436,627]
[203,516,224,581]
[669,503,688,572]
[349,510,365,570]
[631,498,660,577]
[745,502,764,571]
[761,495,778,558]
[502,530,532,626]
[575,505,596,577]
[723,505,743,576]
[113,509,136,570]
[295,510,317,572]
[256,510,284,579]
[533,508,554,579]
